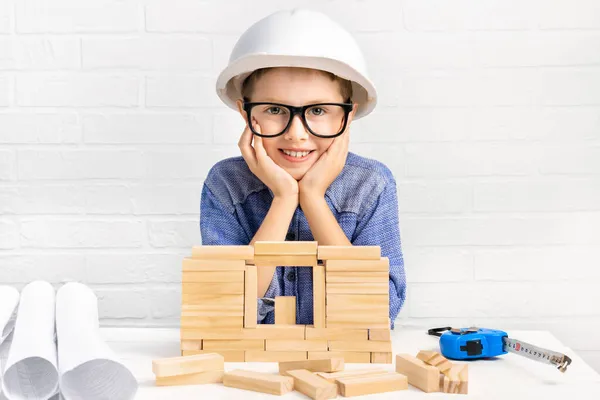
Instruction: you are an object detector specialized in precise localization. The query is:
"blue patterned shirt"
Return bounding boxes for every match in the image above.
[200,151,406,328]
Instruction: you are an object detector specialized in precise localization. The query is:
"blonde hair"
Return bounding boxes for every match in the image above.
[241,67,353,102]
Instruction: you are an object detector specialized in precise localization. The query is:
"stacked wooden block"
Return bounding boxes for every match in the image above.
[180,241,392,364]
[394,351,468,394]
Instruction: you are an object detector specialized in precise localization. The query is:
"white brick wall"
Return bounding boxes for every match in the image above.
[0,0,599,372]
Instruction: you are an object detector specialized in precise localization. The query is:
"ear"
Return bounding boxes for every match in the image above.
[236,99,248,124]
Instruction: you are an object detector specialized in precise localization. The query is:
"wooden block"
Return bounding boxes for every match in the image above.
[284,369,337,400]
[441,363,468,394]
[182,350,245,362]
[223,370,294,395]
[183,257,246,271]
[316,368,389,383]
[416,350,453,374]
[371,352,393,364]
[395,354,439,393]
[266,340,327,352]
[279,358,344,374]
[328,340,392,353]
[244,265,257,328]
[325,271,388,283]
[152,353,224,377]
[275,296,296,325]
[308,352,371,363]
[182,282,243,295]
[323,257,389,272]
[180,294,244,307]
[369,329,391,341]
[181,340,202,351]
[254,241,317,255]
[305,327,368,341]
[180,316,244,329]
[245,351,308,362]
[318,246,380,260]
[180,325,306,340]
[254,255,317,267]
[192,245,254,261]
[326,282,388,294]
[325,315,389,330]
[181,305,243,318]
[182,270,244,283]
[336,372,407,397]
[326,294,388,312]
[202,339,264,351]
[313,265,325,329]
[155,370,224,386]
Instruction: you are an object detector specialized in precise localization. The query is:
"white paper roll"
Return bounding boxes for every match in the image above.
[56,282,137,400]
[0,287,19,344]
[1,281,59,400]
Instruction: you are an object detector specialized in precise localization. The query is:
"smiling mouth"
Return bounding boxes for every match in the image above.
[279,149,315,159]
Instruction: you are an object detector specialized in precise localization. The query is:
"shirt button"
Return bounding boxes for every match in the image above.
[285,232,295,241]
[286,271,296,282]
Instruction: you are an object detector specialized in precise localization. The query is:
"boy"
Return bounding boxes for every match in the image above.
[201,8,406,327]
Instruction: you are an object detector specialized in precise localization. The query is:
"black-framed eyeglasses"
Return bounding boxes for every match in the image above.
[242,100,354,138]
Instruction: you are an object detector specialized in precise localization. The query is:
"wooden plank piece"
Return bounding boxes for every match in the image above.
[279,358,344,374]
[336,372,408,397]
[152,353,224,377]
[180,316,243,329]
[254,255,317,267]
[442,363,468,394]
[180,325,305,340]
[183,257,246,271]
[326,282,388,294]
[254,241,317,255]
[324,257,389,272]
[371,352,393,364]
[316,368,388,383]
[202,339,264,351]
[308,352,371,363]
[328,340,392,353]
[244,265,258,328]
[325,271,388,283]
[416,350,453,374]
[182,282,243,295]
[313,265,325,328]
[223,370,294,395]
[275,296,296,325]
[155,370,224,386]
[182,270,244,283]
[395,354,439,393]
[192,245,254,260]
[181,350,244,362]
[318,246,380,260]
[245,351,307,362]
[305,327,368,341]
[267,339,327,352]
[368,329,391,341]
[284,369,337,400]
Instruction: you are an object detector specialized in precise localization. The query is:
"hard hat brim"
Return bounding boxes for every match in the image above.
[216,54,377,120]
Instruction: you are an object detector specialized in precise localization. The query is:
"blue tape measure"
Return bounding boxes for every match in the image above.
[428,326,508,360]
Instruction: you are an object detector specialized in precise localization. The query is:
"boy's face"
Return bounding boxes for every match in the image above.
[237,67,356,181]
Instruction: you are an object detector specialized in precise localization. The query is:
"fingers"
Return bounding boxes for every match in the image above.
[252,119,269,160]
[238,117,257,169]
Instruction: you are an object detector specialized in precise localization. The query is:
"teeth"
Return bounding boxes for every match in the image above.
[282,149,311,158]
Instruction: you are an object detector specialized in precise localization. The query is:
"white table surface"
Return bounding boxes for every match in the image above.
[103,327,600,400]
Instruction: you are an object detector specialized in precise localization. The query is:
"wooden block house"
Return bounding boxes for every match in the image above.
[180,241,392,363]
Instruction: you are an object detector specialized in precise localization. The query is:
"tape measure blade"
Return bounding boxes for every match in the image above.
[503,336,571,372]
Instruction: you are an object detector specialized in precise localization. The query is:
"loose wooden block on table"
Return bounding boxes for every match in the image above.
[328,340,392,353]
[254,255,317,267]
[395,354,439,393]
[305,327,368,341]
[417,350,453,374]
[318,245,380,260]
[244,265,257,328]
[275,296,296,325]
[279,358,344,374]
[284,369,338,400]
[313,265,326,328]
[325,282,388,294]
[182,350,245,362]
[336,372,408,397]
[223,370,294,396]
[308,351,371,363]
[180,325,306,340]
[369,329,391,341]
[316,368,389,383]
[155,370,224,386]
[371,352,393,364]
[442,363,468,394]
[254,241,317,255]
[152,353,224,377]
[191,245,254,261]
[266,339,327,352]
[323,257,389,272]
[245,351,308,362]
[183,258,246,271]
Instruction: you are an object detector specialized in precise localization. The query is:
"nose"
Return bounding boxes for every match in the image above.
[283,113,309,141]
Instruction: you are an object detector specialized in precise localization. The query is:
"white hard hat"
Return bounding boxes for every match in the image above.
[215,8,377,119]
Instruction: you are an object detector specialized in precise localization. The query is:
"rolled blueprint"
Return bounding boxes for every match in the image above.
[0,287,19,344]
[1,281,59,400]
[56,282,137,400]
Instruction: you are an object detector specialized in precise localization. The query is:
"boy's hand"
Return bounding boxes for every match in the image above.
[238,118,299,201]
[298,127,350,200]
